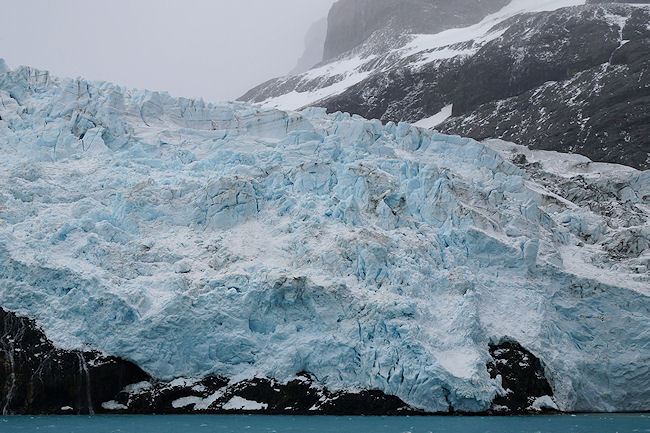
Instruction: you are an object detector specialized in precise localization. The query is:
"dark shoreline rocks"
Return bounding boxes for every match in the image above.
[1,308,558,416]
[0,307,149,415]
[487,341,556,414]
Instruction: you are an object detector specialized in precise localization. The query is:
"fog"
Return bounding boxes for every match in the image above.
[0,0,335,102]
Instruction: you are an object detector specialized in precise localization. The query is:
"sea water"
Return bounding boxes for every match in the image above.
[0,414,648,433]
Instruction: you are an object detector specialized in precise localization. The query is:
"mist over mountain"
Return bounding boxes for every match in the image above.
[323,0,510,61]
[290,18,329,75]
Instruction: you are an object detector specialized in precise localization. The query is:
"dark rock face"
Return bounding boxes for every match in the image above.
[439,55,650,170]
[320,5,650,170]
[0,308,149,415]
[323,0,509,61]
[487,341,555,414]
[112,373,415,415]
[243,3,650,170]
[450,10,620,115]
[439,6,650,170]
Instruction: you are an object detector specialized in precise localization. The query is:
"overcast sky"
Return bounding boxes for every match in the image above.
[0,0,335,102]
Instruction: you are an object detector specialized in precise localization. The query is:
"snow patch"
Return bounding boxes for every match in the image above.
[413,105,453,129]
[171,396,202,409]
[528,395,559,411]
[170,389,225,411]
[222,396,268,411]
[262,55,375,110]
[101,400,127,410]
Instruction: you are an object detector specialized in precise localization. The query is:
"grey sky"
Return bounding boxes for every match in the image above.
[0,0,335,102]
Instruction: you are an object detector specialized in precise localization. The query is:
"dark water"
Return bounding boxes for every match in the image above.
[0,414,648,433]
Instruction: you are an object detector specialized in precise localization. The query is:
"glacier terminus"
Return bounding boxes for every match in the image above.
[0,59,648,414]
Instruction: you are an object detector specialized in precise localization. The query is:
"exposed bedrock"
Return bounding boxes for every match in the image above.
[0,307,149,415]
[487,341,557,414]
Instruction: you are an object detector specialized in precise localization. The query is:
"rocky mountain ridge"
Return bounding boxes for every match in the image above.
[241,0,650,170]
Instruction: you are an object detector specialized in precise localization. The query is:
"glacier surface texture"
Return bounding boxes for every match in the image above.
[0,61,648,413]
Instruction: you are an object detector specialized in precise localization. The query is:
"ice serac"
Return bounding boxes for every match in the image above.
[0,63,649,413]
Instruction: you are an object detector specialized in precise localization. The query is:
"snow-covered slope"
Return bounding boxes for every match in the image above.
[243,0,590,110]
[321,0,510,61]
[240,0,650,170]
[0,62,648,413]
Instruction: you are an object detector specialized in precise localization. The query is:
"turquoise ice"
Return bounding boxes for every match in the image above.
[0,61,648,413]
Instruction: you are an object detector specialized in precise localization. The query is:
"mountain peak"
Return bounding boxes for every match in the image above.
[241,1,650,170]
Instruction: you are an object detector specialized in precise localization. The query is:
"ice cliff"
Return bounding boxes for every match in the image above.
[0,61,648,413]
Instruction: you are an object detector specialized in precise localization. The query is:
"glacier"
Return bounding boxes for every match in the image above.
[0,60,648,413]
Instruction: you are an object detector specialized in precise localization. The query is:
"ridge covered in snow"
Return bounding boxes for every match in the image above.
[244,0,592,111]
[0,62,648,413]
